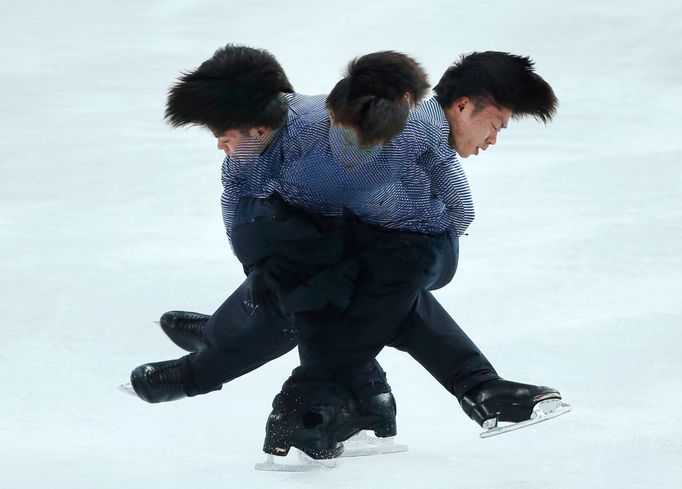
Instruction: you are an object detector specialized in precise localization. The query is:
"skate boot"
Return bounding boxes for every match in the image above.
[321,391,398,445]
[130,359,188,403]
[260,381,352,468]
[159,311,209,352]
[338,391,408,457]
[355,392,397,437]
[282,366,398,442]
[270,362,404,458]
[460,378,570,438]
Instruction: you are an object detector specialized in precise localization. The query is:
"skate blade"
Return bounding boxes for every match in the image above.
[480,399,571,439]
[117,382,137,397]
[254,451,339,472]
[341,431,409,457]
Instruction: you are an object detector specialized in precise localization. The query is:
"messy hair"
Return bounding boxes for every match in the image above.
[165,44,294,134]
[433,51,557,123]
[327,51,430,147]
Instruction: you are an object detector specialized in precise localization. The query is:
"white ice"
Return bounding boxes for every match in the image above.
[1,1,681,488]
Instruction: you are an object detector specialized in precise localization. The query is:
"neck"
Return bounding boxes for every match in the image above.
[442,105,458,149]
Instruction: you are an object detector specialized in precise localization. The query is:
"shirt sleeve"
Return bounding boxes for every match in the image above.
[421,140,475,237]
[220,155,243,247]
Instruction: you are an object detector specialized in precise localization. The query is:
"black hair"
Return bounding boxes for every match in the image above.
[165,44,294,134]
[326,51,430,147]
[433,51,557,123]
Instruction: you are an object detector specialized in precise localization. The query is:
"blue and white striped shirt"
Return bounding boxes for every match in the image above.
[220,94,474,243]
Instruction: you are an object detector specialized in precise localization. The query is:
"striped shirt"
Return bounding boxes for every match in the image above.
[220,94,474,243]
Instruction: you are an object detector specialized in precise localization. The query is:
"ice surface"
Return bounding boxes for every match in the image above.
[1,1,681,488]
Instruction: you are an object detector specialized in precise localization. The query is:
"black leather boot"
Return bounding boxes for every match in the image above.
[460,378,561,427]
[334,361,398,439]
[130,359,188,403]
[263,382,359,460]
[159,311,209,352]
[280,364,399,444]
[355,392,397,438]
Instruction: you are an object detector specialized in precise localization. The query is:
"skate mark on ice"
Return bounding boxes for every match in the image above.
[255,450,339,472]
[341,431,408,457]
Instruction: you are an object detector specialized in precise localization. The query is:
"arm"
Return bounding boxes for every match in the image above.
[220,155,244,249]
[422,141,475,238]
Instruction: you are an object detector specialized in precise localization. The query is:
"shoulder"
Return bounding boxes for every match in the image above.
[281,94,331,156]
[407,97,449,140]
[285,93,328,120]
[385,98,446,158]
[282,93,327,130]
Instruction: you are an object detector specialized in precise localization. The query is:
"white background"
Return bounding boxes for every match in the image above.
[1,1,680,487]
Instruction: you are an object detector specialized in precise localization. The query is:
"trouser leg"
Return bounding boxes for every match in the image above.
[388,291,499,400]
[182,273,297,395]
[184,196,395,397]
[297,225,498,400]
[295,231,444,395]
[182,195,347,396]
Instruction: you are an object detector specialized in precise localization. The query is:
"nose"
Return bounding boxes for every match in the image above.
[486,130,498,146]
[217,139,232,155]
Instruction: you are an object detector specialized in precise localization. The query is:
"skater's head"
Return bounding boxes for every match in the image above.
[326,51,430,148]
[433,51,558,158]
[165,43,293,157]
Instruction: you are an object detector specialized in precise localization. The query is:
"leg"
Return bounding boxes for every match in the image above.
[391,292,566,432]
[388,291,499,400]
[131,273,297,402]
[295,227,453,391]
[269,229,449,446]
[132,196,391,403]
[184,273,298,395]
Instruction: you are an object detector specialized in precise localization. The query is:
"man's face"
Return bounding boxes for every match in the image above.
[215,127,269,158]
[446,97,512,158]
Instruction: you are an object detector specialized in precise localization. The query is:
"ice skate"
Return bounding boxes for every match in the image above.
[158,310,209,352]
[460,378,570,438]
[335,392,408,456]
[255,380,404,470]
[291,383,400,445]
[129,359,187,403]
[479,398,571,438]
[256,383,348,471]
[257,381,400,469]
[355,392,398,438]
[261,383,349,454]
[118,382,136,396]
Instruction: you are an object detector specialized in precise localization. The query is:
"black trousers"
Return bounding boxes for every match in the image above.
[183,195,388,396]
[183,196,497,400]
[294,219,498,399]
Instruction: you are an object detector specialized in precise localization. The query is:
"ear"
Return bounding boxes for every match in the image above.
[252,127,269,138]
[451,96,471,113]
